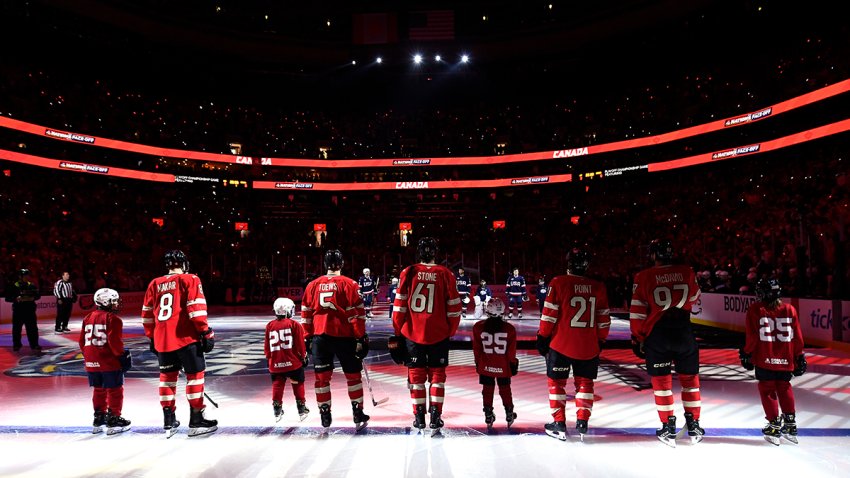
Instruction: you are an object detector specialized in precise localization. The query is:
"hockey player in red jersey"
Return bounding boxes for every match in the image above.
[301,249,370,431]
[79,288,132,435]
[740,278,805,445]
[265,297,310,423]
[629,239,703,446]
[391,237,462,433]
[537,248,610,441]
[141,250,217,437]
[472,297,518,430]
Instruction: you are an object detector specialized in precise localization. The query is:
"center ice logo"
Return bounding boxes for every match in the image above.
[4,333,269,378]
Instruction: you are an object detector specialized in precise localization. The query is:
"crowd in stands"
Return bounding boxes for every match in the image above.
[1,10,848,305]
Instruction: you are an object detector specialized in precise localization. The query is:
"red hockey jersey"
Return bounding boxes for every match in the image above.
[265,317,307,374]
[539,274,610,360]
[141,273,209,352]
[744,301,804,372]
[393,263,462,345]
[301,273,366,338]
[472,319,517,378]
[629,264,700,341]
[79,309,125,372]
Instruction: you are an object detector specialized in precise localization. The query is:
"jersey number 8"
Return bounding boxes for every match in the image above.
[157,293,174,321]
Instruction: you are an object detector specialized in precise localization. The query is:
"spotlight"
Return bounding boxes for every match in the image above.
[435,55,442,62]
[376,57,383,64]
[414,54,423,64]
[352,60,357,65]
[461,54,469,63]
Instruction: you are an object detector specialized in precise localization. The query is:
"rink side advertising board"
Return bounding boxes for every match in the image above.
[1,79,848,168]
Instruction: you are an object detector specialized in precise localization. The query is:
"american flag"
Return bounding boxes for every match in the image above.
[408,10,454,41]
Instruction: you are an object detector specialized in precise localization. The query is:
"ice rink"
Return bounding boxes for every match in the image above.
[2,305,849,477]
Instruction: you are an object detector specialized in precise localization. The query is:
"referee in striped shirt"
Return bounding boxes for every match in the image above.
[53,271,76,333]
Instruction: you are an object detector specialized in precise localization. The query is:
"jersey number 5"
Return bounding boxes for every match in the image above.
[84,324,107,346]
[269,329,294,351]
[481,332,508,354]
[759,317,793,342]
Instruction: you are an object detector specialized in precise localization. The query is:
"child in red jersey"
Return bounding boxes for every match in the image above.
[79,288,132,435]
[740,278,805,445]
[265,297,310,422]
[472,298,518,429]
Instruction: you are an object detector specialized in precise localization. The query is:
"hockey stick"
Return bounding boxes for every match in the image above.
[362,361,388,406]
[204,392,219,408]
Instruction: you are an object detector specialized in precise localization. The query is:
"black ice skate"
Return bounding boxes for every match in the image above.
[413,404,427,431]
[319,404,333,429]
[576,419,588,441]
[429,405,444,435]
[273,401,283,423]
[505,407,517,429]
[544,421,567,441]
[781,414,798,444]
[92,411,107,434]
[762,417,782,446]
[483,407,496,430]
[656,416,677,448]
[106,414,131,436]
[352,402,370,432]
[684,412,704,444]
[297,401,310,421]
[188,407,218,437]
[163,406,180,439]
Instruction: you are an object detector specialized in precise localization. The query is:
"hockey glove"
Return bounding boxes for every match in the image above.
[305,336,313,354]
[355,334,370,360]
[302,354,309,368]
[200,328,215,353]
[149,339,158,356]
[536,334,551,357]
[793,354,807,376]
[388,335,409,365]
[631,335,646,359]
[119,349,133,372]
[510,359,519,376]
[738,348,754,371]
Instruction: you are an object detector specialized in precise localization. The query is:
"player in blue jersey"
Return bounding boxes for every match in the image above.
[506,268,527,319]
[456,267,472,319]
[358,268,377,319]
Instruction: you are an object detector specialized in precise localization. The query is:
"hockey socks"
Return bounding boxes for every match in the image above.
[272,377,286,403]
[159,371,179,409]
[548,377,568,422]
[315,370,333,410]
[428,367,447,414]
[574,377,594,421]
[185,372,206,410]
[679,374,701,420]
[482,384,495,408]
[498,383,514,409]
[651,375,674,423]
[409,368,428,413]
[758,380,780,420]
[345,372,364,406]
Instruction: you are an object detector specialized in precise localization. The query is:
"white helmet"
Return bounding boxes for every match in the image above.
[391,277,399,285]
[363,268,371,275]
[485,297,506,318]
[94,288,121,311]
[273,297,296,318]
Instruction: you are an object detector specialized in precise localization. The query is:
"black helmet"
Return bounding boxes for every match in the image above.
[649,239,675,263]
[417,237,438,263]
[755,278,781,303]
[164,250,189,271]
[566,248,590,275]
[324,249,344,271]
